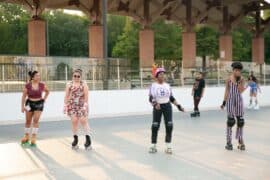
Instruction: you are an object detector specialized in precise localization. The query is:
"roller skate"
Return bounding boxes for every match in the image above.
[84,135,92,150]
[72,135,79,150]
[225,142,233,151]
[165,147,173,154]
[254,104,259,110]
[21,134,30,147]
[190,111,200,117]
[247,103,253,109]
[149,144,157,154]
[165,143,173,154]
[30,134,37,147]
[238,140,245,151]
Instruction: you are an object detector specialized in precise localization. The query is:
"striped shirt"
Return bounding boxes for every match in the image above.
[226,79,244,117]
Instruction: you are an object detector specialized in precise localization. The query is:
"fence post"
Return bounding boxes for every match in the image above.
[92,64,96,90]
[117,59,120,90]
[217,60,220,86]
[263,62,266,86]
[2,65,4,92]
[181,61,184,86]
[65,65,68,82]
[140,68,143,88]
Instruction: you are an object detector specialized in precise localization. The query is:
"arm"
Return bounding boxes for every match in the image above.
[149,85,160,110]
[83,83,89,105]
[191,84,194,96]
[64,83,70,105]
[21,88,27,113]
[201,80,205,98]
[170,96,185,112]
[237,78,245,94]
[63,83,70,114]
[43,85,49,101]
[201,88,205,98]
[257,83,261,93]
[169,88,184,112]
[221,79,229,109]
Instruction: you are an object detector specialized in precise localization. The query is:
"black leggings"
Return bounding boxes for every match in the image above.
[151,103,173,144]
[193,96,201,111]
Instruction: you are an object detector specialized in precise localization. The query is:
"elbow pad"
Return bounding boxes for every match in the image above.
[170,96,175,103]
[149,95,153,103]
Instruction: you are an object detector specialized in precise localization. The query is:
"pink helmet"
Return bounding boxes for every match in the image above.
[154,67,166,78]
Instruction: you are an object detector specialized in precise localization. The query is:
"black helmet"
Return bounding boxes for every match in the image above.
[231,62,243,70]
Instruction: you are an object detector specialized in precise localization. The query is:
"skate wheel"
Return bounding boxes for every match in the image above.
[30,143,37,148]
[72,146,79,150]
[85,146,92,151]
[165,150,172,154]
[225,146,233,151]
[21,142,30,147]
[149,148,157,154]
[238,145,245,151]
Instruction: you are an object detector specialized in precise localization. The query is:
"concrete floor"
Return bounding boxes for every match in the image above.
[0,107,270,180]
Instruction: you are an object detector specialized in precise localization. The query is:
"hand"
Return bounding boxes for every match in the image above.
[220,105,225,110]
[155,104,161,110]
[21,107,25,113]
[63,105,68,114]
[220,101,226,110]
[83,103,88,110]
[177,104,184,112]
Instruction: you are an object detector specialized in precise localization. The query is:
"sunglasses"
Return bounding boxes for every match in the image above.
[73,75,81,78]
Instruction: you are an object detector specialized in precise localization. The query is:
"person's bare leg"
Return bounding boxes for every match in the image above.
[31,111,42,145]
[80,116,92,149]
[71,116,79,149]
[21,111,33,144]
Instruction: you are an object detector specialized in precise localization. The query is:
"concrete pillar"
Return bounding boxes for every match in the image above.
[139,29,154,68]
[219,35,232,61]
[252,37,264,64]
[89,25,104,58]
[182,32,196,68]
[28,19,46,56]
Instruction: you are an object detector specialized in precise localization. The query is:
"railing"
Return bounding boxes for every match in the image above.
[0,55,269,92]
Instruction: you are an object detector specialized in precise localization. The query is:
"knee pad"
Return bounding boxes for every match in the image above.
[152,122,160,131]
[166,121,173,131]
[227,117,235,127]
[237,116,245,127]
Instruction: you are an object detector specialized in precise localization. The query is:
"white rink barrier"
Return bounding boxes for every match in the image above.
[1,86,270,123]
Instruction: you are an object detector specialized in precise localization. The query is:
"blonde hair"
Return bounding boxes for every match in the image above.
[73,68,82,76]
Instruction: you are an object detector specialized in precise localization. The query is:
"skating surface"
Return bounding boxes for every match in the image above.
[0,107,270,180]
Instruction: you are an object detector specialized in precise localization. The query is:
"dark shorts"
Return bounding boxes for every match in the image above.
[25,99,44,112]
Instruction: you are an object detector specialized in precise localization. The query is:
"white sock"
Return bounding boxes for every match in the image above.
[24,128,31,134]
[83,127,91,136]
[151,143,156,148]
[166,143,171,148]
[32,128,39,135]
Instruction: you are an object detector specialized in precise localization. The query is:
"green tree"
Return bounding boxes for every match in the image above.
[152,20,182,60]
[107,15,126,57]
[196,26,219,70]
[232,28,252,62]
[0,3,30,55]
[112,18,139,68]
[44,10,89,57]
